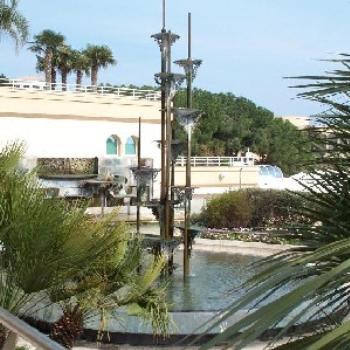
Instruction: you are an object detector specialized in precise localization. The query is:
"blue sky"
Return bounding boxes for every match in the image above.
[1,0,350,116]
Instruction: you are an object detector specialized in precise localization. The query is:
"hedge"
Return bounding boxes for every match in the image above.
[197,189,307,229]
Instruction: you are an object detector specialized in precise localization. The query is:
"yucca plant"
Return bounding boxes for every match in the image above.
[0,143,169,348]
[199,57,350,349]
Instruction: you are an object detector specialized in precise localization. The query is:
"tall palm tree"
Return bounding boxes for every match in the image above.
[200,56,350,350]
[71,49,90,88]
[35,55,58,88]
[84,44,116,86]
[28,29,65,88]
[0,0,28,48]
[56,44,73,90]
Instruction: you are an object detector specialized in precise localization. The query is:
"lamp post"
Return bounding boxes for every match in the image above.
[174,13,202,277]
[151,3,202,277]
[152,0,185,243]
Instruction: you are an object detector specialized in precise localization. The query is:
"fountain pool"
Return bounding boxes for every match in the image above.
[166,249,259,311]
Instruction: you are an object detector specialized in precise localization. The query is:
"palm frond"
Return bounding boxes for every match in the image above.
[201,56,350,349]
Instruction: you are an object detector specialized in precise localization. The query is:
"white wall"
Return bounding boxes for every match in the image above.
[0,116,161,166]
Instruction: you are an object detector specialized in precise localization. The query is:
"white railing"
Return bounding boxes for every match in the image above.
[0,306,64,350]
[0,79,161,101]
[175,156,255,167]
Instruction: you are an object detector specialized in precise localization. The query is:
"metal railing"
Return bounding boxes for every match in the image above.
[175,156,255,167]
[0,307,65,350]
[0,79,161,101]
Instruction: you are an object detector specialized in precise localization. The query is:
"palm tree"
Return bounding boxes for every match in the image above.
[200,56,350,350]
[28,29,65,88]
[0,0,28,48]
[35,55,58,88]
[84,44,116,87]
[71,49,90,88]
[56,44,73,90]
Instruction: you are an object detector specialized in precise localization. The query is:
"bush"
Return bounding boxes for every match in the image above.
[198,189,306,229]
[0,144,169,347]
[247,189,306,228]
[199,191,252,228]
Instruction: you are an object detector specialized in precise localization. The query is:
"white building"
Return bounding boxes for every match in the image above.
[0,82,161,159]
[0,80,301,208]
[0,81,162,199]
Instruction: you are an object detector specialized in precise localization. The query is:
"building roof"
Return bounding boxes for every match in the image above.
[0,85,161,124]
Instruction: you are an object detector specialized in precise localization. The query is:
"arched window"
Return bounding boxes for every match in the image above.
[125,136,137,155]
[106,136,119,155]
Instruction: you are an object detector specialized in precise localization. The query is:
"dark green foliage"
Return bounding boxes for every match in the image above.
[248,189,307,229]
[199,191,253,228]
[198,189,305,229]
[174,89,313,175]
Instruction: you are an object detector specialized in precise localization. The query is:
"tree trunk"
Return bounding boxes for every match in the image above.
[76,70,83,90]
[91,65,98,88]
[44,50,53,89]
[61,70,68,91]
[51,67,56,90]
[50,306,83,349]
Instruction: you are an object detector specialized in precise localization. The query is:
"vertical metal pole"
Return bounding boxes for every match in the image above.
[160,30,167,240]
[164,33,173,241]
[162,0,166,30]
[184,13,193,277]
[170,127,175,239]
[136,117,141,235]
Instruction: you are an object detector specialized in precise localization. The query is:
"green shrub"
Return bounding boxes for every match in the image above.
[199,189,306,229]
[200,191,252,228]
[246,189,306,228]
[0,144,169,346]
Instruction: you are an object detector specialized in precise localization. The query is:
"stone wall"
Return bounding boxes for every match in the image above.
[37,158,98,175]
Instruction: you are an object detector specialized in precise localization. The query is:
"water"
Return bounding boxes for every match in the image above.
[166,250,259,311]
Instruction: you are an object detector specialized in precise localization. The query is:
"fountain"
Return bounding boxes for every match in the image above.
[146,0,204,278]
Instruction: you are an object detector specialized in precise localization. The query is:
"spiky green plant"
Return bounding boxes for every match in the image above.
[199,57,350,350]
[0,143,168,346]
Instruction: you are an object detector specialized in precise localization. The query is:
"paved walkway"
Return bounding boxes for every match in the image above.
[193,237,296,256]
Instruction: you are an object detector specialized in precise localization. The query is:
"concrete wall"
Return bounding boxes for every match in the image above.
[0,116,161,163]
[0,88,161,164]
[175,166,259,189]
